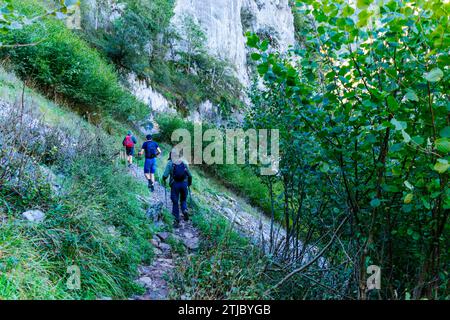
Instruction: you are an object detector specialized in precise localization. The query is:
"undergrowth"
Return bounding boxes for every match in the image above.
[155,115,278,219]
[169,201,271,300]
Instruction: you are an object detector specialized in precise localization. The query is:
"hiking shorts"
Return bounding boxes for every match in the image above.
[144,158,157,174]
[125,147,134,156]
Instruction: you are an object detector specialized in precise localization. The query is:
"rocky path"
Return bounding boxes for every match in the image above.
[126,161,295,299]
[128,165,200,300]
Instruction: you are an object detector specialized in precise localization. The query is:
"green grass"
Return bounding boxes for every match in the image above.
[168,200,271,300]
[0,67,156,299]
[0,70,274,299]
[0,153,155,299]
[0,66,96,133]
[0,224,71,299]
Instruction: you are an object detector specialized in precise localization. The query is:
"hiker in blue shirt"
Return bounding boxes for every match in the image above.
[138,134,161,192]
[122,130,138,167]
[162,148,192,228]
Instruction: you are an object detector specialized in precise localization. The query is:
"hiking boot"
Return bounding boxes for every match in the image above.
[183,211,189,221]
[173,220,180,228]
[148,180,154,191]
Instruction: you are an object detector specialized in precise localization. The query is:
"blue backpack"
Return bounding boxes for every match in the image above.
[145,141,158,158]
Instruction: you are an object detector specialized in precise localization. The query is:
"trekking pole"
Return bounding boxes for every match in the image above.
[164,184,168,208]
[188,186,193,207]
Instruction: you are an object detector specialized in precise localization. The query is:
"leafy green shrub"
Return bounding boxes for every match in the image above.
[247,0,449,299]
[156,114,274,216]
[0,0,147,122]
[83,9,151,75]
[169,204,269,299]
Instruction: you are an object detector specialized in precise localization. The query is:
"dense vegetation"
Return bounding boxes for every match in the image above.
[156,115,276,217]
[0,0,448,301]
[80,0,243,116]
[0,0,148,124]
[0,70,153,298]
[170,202,270,299]
[246,0,449,299]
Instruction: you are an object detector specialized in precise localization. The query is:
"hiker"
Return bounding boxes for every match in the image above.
[122,130,137,167]
[162,148,192,228]
[139,134,161,192]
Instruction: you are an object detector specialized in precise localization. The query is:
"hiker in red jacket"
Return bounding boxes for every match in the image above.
[122,130,138,167]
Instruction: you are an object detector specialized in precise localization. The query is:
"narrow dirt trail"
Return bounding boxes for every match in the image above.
[126,160,294,299]
[128,164,200,300]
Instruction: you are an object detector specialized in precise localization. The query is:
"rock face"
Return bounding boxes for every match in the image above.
[82,0,296,122]
[171,0,296,85]
[127,73,177,116]
[82,0,126,30]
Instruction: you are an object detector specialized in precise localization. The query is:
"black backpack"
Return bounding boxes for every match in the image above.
[172,162,187,182]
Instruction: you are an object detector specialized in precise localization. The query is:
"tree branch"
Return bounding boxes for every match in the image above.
[264,215,349,295]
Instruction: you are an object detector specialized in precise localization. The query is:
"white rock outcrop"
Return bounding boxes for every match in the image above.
[126,73,176,115]
[82,0,126,30]
[171,0,295,85]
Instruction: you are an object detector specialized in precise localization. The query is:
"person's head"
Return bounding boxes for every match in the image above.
[146,134,152,141]
[170,147,182,162]
[127,130,132,136]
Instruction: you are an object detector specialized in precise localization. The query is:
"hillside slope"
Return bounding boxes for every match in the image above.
[0,67,279,299]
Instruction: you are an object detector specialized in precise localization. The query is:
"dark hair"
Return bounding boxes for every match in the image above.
[146,134,152,140]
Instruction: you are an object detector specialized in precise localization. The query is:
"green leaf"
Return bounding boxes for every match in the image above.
[319,162,330,173]
[246,34,259,49]
[357,0,372,9]
[435,138,450,153]
[401,130,411,143]
[424,68,443,82]
[342,5,355,17]
[433,159,450,173]
[256,63,269,75]
[260,39,269,52]
[404,90,419,102]
[251,53,261,61]
[440,127,450,138]
[387,96,399,110]
[370,198,381,207]
[391,118,406,130]
[404,193,414,204]
[412,136,424,145]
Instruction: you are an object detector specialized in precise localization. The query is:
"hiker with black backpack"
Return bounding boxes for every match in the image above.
[162,148,192,228]
[138,134,161,192]
[122,130,138,167]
